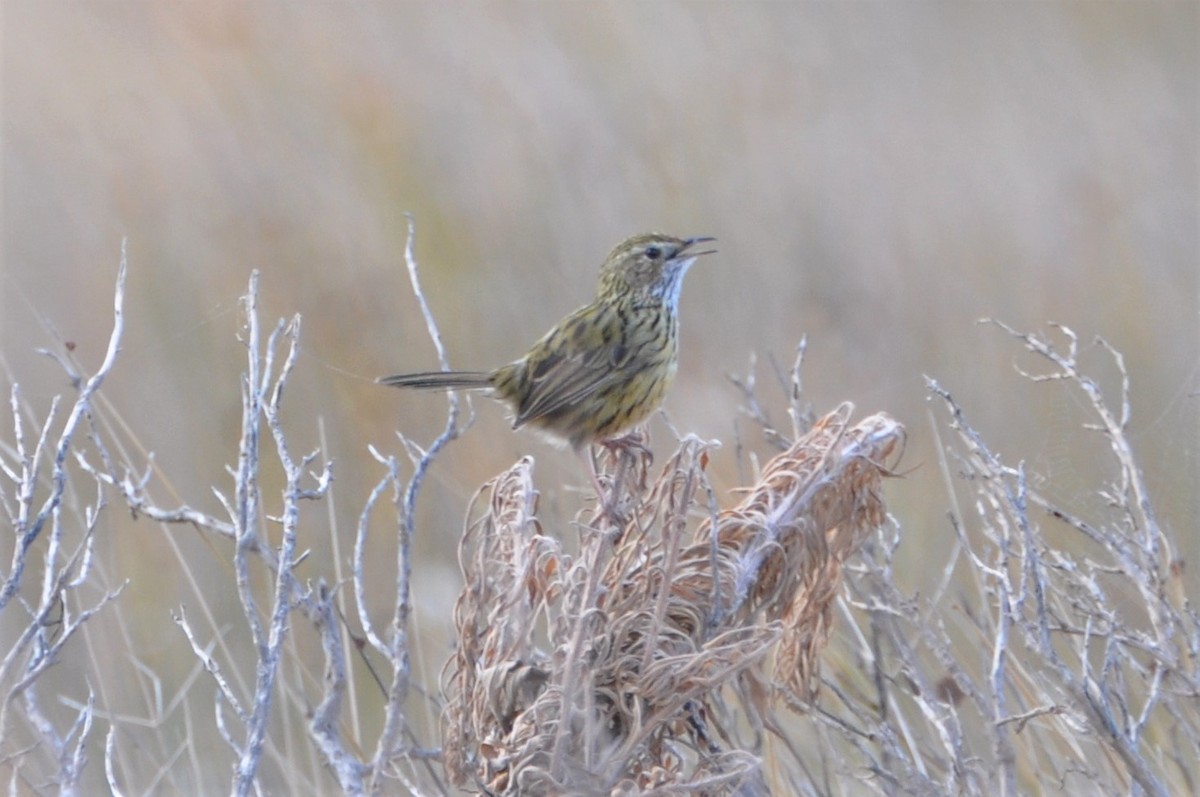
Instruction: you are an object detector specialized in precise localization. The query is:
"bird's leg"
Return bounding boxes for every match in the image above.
[582,443,643,528]
[577,446,618,525]
[582,430,653,526]
[578,446,607,502]
[598,430,654,463]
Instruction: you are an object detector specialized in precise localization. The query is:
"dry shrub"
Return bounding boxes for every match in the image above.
[442,404,905,795]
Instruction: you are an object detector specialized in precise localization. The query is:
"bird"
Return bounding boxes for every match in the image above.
[379,232,715,502]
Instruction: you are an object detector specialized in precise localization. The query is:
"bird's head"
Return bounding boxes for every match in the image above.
[597,233,716,308]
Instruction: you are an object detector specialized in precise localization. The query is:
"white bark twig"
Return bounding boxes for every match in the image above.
[0,245,129,790]
[368,214,468,792]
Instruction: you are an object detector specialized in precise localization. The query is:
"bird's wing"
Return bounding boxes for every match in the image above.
[512,304,633,428]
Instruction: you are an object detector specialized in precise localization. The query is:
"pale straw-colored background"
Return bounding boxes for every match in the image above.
[2,2,1197,790]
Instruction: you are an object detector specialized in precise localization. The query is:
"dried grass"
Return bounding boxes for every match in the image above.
[442,405,905,794]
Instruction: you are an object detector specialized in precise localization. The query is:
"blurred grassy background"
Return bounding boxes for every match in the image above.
[2,2,1197,789]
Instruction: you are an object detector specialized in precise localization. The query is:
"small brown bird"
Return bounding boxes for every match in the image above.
[379,232,715,494]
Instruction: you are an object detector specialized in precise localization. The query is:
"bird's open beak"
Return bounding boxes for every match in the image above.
[679,236,717,258]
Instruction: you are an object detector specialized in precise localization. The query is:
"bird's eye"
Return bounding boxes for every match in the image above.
[644,246,662,260]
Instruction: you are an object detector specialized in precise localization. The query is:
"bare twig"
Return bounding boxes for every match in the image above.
[0,246,128,789]
[367,214,469,793]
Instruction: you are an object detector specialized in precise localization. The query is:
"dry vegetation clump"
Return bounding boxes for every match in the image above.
[442,405,905,794]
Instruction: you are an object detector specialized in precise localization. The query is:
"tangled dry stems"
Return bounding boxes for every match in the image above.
[443,404,905,794]
[4,247,1194,796]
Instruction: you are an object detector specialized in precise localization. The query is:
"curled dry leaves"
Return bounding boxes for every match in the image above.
[443,403,904,794]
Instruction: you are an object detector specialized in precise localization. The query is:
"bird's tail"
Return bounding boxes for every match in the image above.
[377,371,492,390]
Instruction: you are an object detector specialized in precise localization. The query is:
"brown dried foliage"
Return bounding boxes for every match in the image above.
[442,403,905,795]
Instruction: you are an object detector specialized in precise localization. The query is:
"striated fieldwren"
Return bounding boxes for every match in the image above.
[379,233,715,496]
